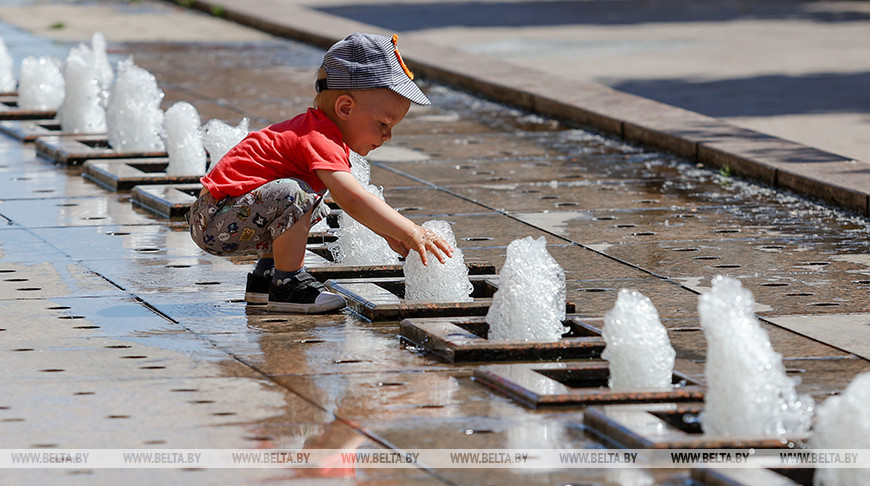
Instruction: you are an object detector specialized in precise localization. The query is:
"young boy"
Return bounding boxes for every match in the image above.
[187,33,453,313]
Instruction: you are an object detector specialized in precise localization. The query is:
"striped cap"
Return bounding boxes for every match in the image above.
[317,33,430,106]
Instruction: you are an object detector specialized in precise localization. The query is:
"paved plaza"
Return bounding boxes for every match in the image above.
[0,1,868,484]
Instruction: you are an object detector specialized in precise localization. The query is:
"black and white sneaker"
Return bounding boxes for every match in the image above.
[244,272,271,304]
[266,271,346,313]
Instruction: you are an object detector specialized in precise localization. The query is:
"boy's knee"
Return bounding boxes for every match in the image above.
[296,207,316,230]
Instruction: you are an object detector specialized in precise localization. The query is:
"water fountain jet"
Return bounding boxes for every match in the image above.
[164,102,206,176]
[90,32,113,97]
[58,34,111,134]
[106,57,164,152]
[327,152,398,265]
[0,38,15,93]
[18,56,64,111]
[202,117,249,171]
[811,372,870,486]
[602,289,675,390]
[699,275,813,437]
[486,236,565,341]
[403,220,472,303]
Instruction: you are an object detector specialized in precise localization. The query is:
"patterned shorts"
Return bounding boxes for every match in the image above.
[186,178,330,256]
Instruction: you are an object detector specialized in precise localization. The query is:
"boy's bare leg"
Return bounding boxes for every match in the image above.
[271,207,314,272]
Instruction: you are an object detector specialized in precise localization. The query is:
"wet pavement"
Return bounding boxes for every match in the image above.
[1,2,870,485]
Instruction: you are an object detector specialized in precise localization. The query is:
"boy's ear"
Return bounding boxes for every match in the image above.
[334,94,354,120]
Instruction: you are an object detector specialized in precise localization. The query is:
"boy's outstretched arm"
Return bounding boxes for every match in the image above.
[316,169,453,265]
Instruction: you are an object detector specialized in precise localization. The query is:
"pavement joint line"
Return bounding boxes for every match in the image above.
[128,294,182,326]
[758,315,861,360]
[177,0,870,217]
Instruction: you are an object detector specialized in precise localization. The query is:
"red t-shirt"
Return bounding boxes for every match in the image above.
[201,108,350,200]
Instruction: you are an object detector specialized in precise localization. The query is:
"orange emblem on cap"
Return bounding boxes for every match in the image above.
[392,34,414,80]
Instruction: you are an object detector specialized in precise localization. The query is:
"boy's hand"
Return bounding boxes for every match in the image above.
[316,170,454,265]
[403,226,453,266]
[384,234,410,257]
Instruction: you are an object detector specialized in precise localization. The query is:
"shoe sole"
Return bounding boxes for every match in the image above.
[266,299,346,314]
[245,292,269,305]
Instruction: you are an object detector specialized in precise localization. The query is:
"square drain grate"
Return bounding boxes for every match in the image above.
[400,316,603,362]
[0,118,62,141]
[0,95,56,120]
[83,158,201,191]
[475,362,703,408]
[583,403,807,449]
[131,183,203,219]
[35,134,166,165]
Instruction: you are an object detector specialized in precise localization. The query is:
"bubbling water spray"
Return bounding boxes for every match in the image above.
[106,58,164,152]
[202,118,249,172]
[811,372,870,486]
[90,33,113,93]
[327,152,399,265]
[164,102,206,176]
[349,150,371,185]
[404,220,472,303]
[0,38,15,93]
[58,36,110,134]
[486,236,566,341]
[602,289,675,390]
[18,56,64,111]
[698,276,813,437]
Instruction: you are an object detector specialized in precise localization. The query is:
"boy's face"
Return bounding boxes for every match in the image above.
[335,89,411,156]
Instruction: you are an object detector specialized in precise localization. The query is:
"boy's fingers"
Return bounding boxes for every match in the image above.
[427,239,452,264]
[436,238,453,258]
[418,243,429,266]
[409,228,456,266]
[428,244,445,264]
[432,236,453,260]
